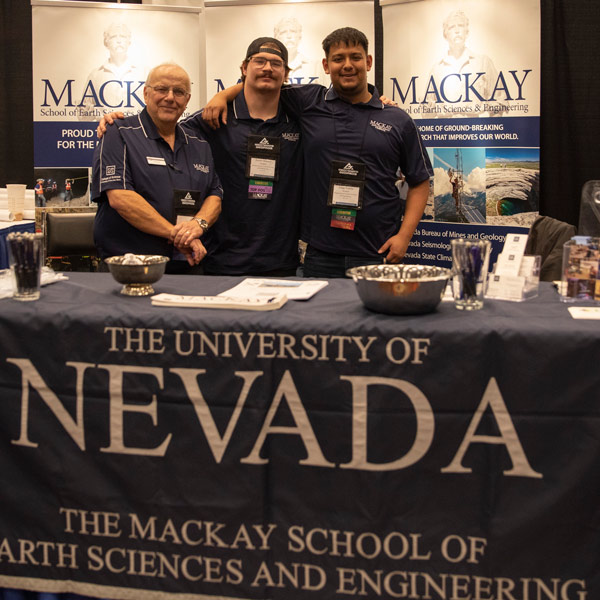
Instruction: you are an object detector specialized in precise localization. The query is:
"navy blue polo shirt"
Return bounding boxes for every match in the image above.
[181,89,302,275]
[281,85,433,258]
[92,108,222,259]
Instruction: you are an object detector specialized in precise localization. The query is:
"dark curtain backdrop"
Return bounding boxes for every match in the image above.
[1,0,599,227]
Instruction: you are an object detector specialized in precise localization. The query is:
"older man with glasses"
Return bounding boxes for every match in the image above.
[98,39,303,277]
[92,62,223,272]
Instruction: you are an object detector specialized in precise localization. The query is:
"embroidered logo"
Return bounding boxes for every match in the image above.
[338,163,359,176]
[282,133,300,142]
[181,192,195,206]
[255,138,275,151]
[370,120,393,133]
[105,165,116,176]
[194,164,210,173]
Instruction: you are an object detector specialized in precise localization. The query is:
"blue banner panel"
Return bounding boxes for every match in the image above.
[403,221,528,269]
[415,116,540,148]
[34,122,98,168]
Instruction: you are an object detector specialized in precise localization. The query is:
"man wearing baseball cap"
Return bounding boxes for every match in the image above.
[186,37,303,276]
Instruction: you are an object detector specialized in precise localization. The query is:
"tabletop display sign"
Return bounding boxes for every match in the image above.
[561,236,600,302]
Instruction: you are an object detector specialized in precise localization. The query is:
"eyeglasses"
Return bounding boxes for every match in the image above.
[250,57,285,70]
[146,85,190,98]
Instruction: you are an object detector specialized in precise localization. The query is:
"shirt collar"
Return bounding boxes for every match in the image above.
[232,87,288,123]
[139,107,188,145]
[324,83,383,109]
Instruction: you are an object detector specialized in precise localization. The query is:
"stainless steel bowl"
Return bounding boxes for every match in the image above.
[105,255,169,296]
[346,264,451,315]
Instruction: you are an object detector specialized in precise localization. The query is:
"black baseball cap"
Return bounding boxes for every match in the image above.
[245,37,289,66]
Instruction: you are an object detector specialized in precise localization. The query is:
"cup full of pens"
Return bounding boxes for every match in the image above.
[450,238,491,310]
[7,232,44,301]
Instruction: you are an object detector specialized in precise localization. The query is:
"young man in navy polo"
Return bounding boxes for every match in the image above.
[182,38,302,277]
[92,63,222,272]
[204,27,432,278]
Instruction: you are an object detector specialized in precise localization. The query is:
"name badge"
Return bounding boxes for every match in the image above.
[172,188,202,224]
[147,156,167,166]
[327,160,365,210]
[246,135,280,199]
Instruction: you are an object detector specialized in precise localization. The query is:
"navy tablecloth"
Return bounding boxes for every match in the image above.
[0,274,598,599]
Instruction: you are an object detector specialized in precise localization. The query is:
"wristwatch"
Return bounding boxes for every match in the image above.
[194,217,209,233]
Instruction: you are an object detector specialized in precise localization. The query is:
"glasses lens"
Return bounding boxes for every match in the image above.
[252,57,283,69]
[150,86,188,98]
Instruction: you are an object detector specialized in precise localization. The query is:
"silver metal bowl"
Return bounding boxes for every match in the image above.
[105,255,169,296]
[346,264,451,315]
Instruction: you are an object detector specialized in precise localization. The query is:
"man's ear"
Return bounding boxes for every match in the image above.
[322,57,330,75]
[366,54,373,71]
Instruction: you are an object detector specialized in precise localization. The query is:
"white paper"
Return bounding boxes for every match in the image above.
[503,233,529,255]
[152,292,287,311]
[332,184,360,207]
[495,251,524,276]
[568,306,600,320]
[249,157,276,179]
[220,278,328,301]
[486,273,527,301]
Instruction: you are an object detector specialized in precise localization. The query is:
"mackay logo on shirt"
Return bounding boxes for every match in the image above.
[370,120,393,133]
[254,138,275,151]
[194,164,210,173]
[281,133,300,142]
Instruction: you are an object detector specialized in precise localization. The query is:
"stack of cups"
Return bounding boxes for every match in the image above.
[7,184,26,221]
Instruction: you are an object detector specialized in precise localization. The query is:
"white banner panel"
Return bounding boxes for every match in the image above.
[32,1,205,171]
[383,0,540,268]
[206,1,375,94]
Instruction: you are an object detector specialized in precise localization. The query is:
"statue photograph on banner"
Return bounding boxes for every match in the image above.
[205,1,375,93]
[32,3,204,174]
[383,0,540,267]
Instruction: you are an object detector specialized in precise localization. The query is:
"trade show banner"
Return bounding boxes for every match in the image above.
[383,0,540,267]
[205,1,375,94]
[31,0,205,208]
